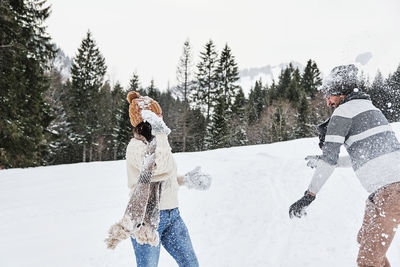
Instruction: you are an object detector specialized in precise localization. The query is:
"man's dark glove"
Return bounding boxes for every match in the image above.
[289,191,316,218]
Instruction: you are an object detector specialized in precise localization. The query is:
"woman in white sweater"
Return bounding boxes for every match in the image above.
[125,91,210,267]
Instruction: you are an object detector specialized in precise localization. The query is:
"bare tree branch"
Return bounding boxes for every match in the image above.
[0,44,13,48]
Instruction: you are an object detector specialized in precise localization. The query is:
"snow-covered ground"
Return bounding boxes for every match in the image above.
[1,123,400,267]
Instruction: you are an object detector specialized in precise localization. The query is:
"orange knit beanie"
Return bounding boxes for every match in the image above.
[127,91,162,127]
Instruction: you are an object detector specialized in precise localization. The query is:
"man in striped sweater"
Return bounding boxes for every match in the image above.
[289,64,400,267]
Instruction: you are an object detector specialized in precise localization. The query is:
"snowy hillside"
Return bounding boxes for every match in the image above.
[51,48,72,80]
[1,123,400,267]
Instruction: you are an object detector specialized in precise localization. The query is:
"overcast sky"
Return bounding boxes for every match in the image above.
[46,0,400,89]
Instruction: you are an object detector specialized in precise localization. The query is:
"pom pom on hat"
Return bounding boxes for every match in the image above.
[127,91,162,127]
[127,91,141,104]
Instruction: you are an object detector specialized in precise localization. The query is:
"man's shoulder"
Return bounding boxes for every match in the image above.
[333,99,378,119]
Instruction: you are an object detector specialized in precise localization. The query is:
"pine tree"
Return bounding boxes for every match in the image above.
[247,80,266,124]
[205,43,241,149]
[166,97,186,152]
[109,82,127,160]
[296,93,311,138]
[0,0,56,168]
[276,64,293,99]
[247,88,257,125]
[96,81,113,161]
[45,68,70,165]
[230,88,248,146]
[207,95,229,149]
[368,71,390,118]
[159,89,175,126]
[267,80,278,103]
[128,72,145,95]
[301,60,322,98]
[195,40,218,122]
[66,30,107,162]
[186,108,207,151]
[215,44,241,114]
[146,79,160,101]
[270,104,289,142]
[174,40,195,151]
[386,65,400,122]
[175,39,195,102]
[254,80,266,119]
[114,74,139,159]
[286,68,302,103]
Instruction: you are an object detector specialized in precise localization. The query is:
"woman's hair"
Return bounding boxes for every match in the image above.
[134,121,154,142]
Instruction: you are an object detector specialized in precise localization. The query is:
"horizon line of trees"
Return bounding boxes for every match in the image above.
[45,32,331,166]
[2,0,400,169]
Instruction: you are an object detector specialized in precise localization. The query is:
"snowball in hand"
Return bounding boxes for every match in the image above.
[141,110,171,136]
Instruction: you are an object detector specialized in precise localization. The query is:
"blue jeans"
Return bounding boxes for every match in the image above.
[131,208,199,267]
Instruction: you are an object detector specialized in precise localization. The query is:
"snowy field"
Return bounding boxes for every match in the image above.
[1,123,400,267]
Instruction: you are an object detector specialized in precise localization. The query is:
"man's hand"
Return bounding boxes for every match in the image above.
[289,191,316,218]
[305,155,322,169]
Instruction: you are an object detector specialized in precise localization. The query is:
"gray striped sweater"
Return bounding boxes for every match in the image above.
[309,93,400,194]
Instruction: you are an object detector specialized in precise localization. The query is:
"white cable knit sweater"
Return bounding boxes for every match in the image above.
[126,134,179,210]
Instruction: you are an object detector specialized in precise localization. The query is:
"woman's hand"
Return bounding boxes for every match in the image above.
[182,166,212,190]
[141,110,171,136]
